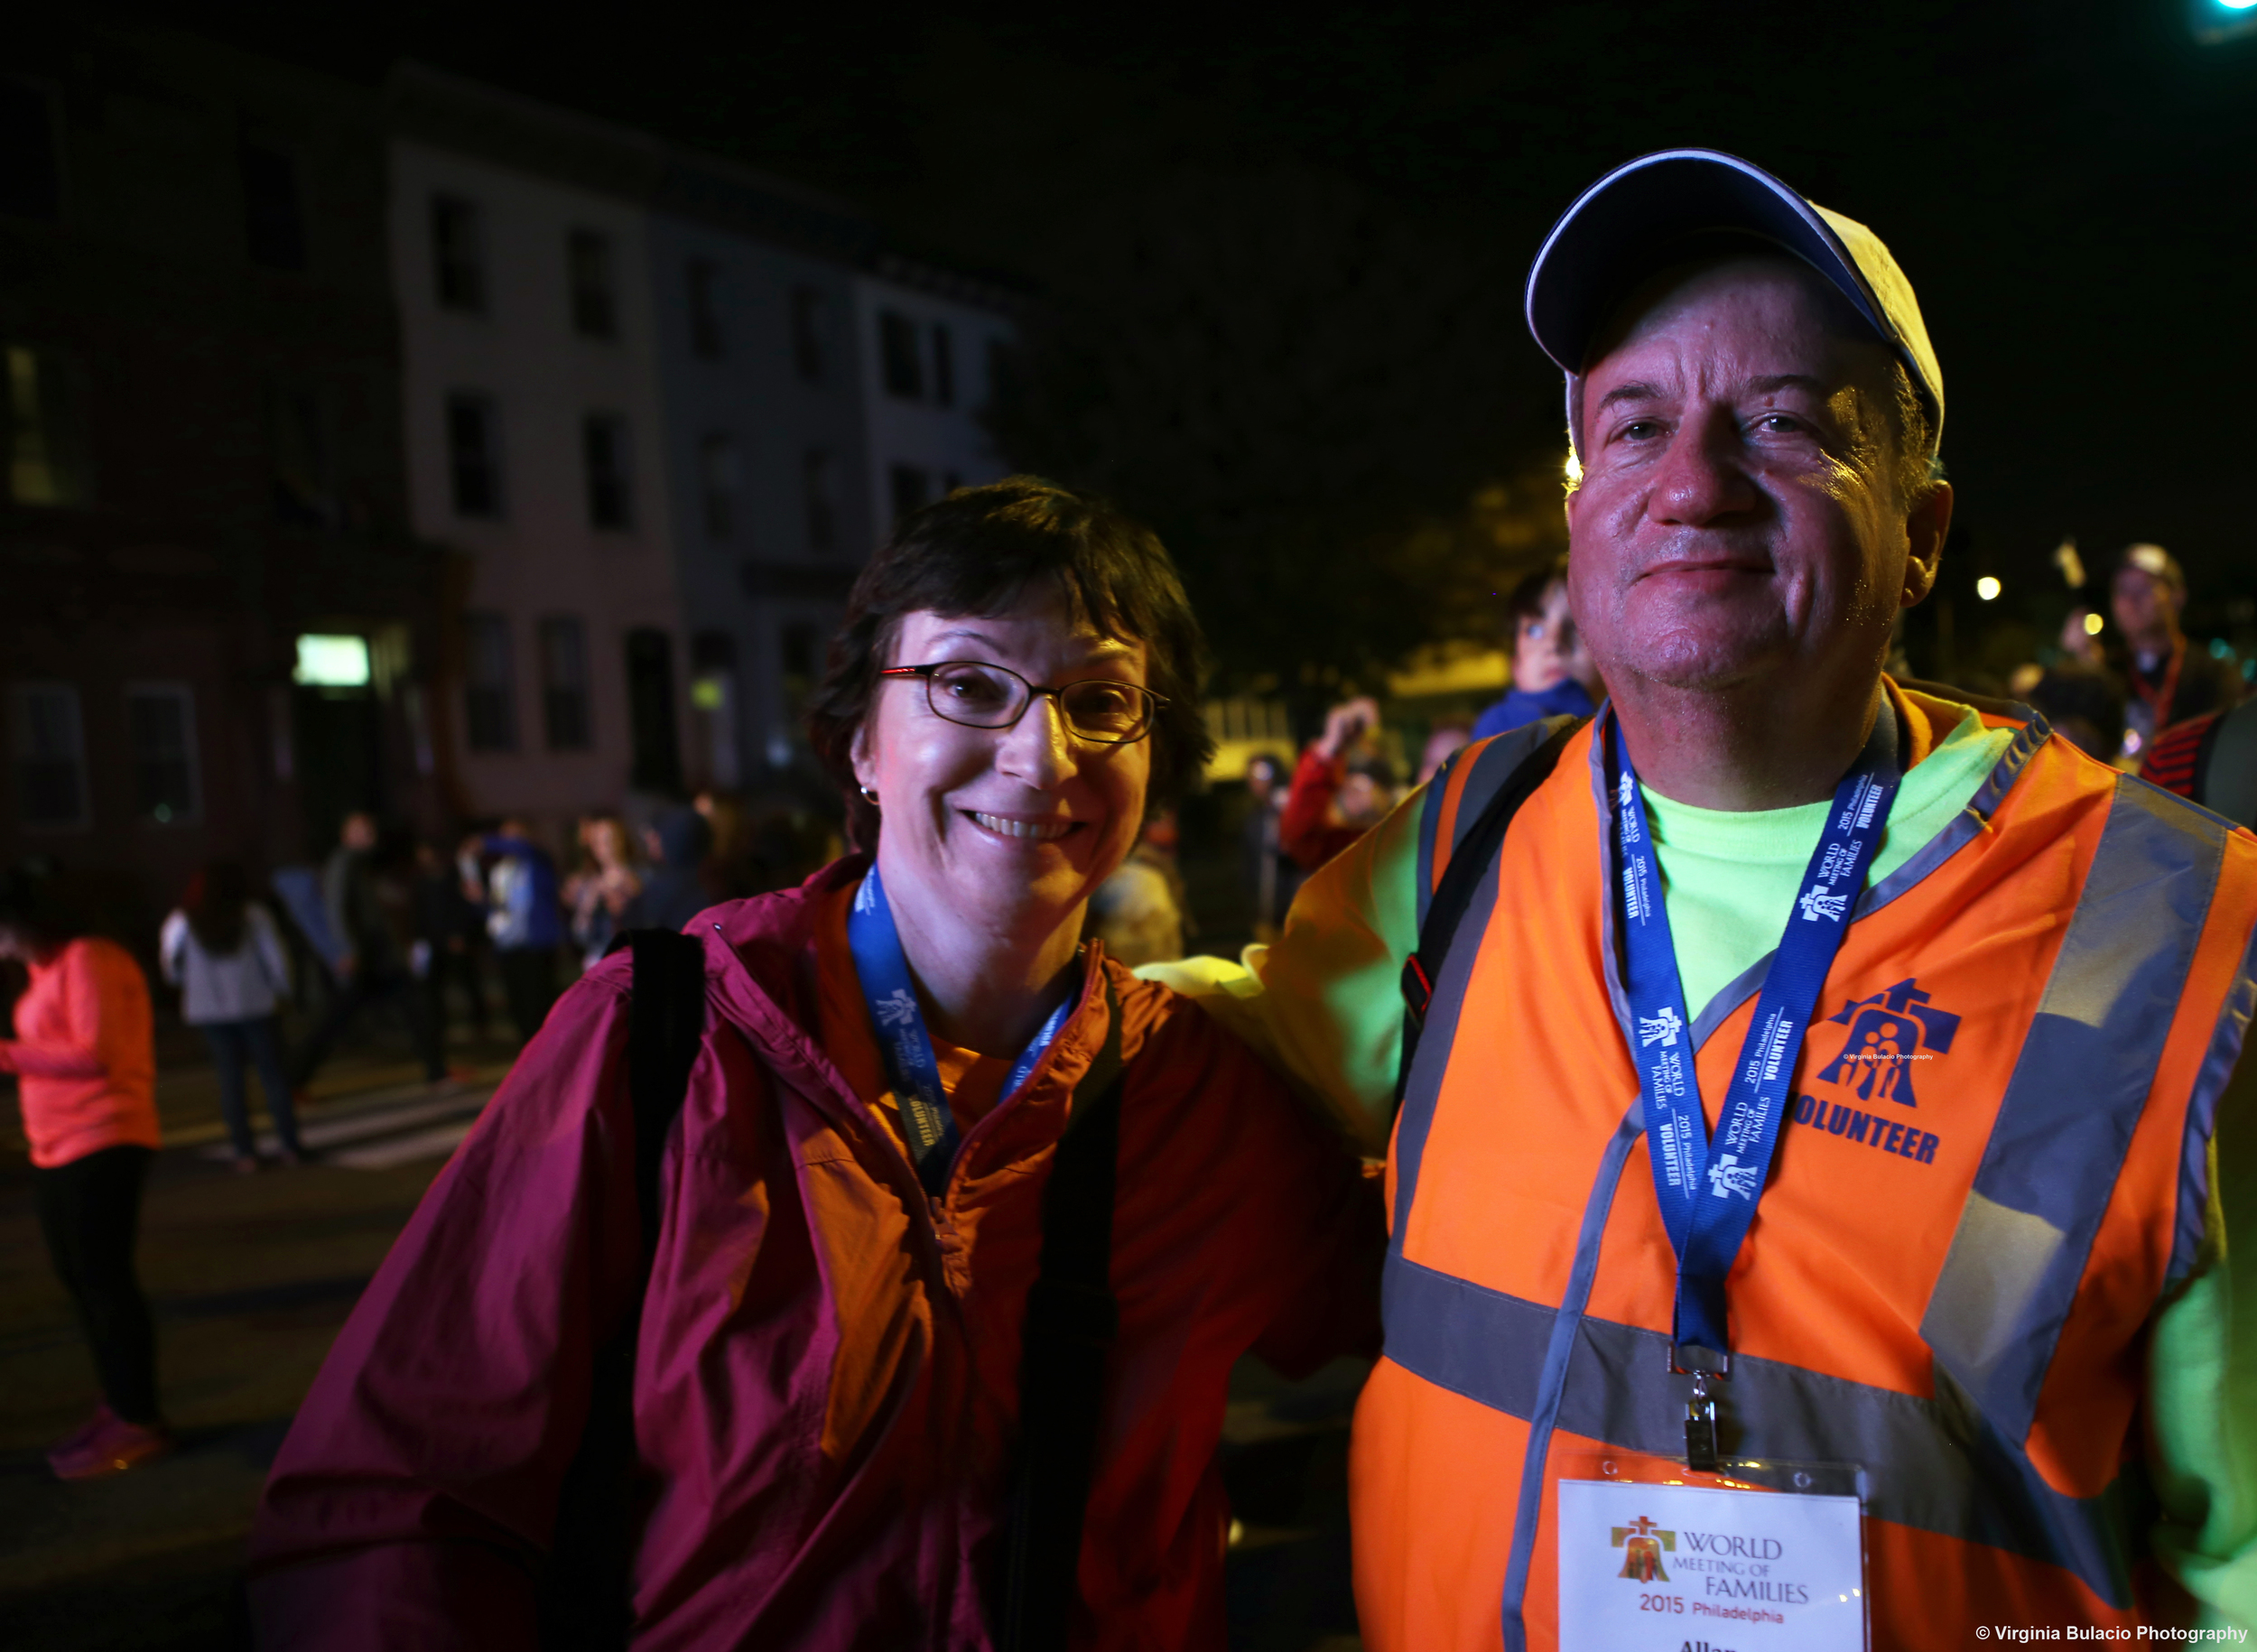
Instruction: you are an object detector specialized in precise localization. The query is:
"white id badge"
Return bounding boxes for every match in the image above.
[1555,1455,1868,1650]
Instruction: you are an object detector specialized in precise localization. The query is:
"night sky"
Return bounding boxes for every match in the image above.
[152,0,2257,643]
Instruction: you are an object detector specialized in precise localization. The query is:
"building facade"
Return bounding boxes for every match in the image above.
[2,23,445,926]
[392,68,1020,834]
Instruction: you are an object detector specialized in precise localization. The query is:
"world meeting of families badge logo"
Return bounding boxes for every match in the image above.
[1611,1515,1676,1582]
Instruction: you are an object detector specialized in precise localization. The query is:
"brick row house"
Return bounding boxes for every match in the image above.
[1,23,447,935]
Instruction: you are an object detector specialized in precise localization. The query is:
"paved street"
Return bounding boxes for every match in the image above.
[0,1032,1363,1651]
[1,1038,515,1651]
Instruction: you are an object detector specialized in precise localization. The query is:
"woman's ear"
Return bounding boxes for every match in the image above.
[850,721,878,799]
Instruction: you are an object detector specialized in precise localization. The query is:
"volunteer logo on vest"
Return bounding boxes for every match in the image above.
[1814,977,1960,1108]
[1613,1516,1676,1581]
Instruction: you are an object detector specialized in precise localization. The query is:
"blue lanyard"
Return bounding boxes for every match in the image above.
[1609,706,1900,1360]
[848,864,1076,1195]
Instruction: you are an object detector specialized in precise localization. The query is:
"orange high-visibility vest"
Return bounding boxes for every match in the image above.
[1355,690,2257,1649]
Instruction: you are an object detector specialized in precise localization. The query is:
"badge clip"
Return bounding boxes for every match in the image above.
[1669,1343,1729,1473]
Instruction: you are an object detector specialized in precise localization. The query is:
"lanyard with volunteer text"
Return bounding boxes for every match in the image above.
[1608,706,1899,1461]
[848,864,1077,1196]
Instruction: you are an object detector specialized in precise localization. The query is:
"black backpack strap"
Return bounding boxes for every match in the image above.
[1398,717,1586,1102]
[994,980,1126,1652]
[625,930,709,1255]
[539,927,708,1650]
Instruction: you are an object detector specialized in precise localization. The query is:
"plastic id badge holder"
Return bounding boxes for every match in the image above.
[1554,1445,1869,1650]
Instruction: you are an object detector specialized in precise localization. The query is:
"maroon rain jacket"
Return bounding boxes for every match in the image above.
[248,859,1382,1649]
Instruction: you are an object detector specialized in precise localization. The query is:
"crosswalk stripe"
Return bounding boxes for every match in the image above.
[197,1084,496,1165]
[327,1120,480,1172]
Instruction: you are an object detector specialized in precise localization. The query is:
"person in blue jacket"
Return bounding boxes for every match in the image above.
[460,819,562,1044]
[1470,554,1604,738]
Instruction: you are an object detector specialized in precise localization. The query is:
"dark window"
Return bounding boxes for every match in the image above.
[582,413,632,529]
[932,323,954,407]
[625,627,683,794]
[11,682,88,830]
[0,80,61,221]
[463,613,516,752]
[432,194,485,312]
[888,463,931,523]
[5,342,91,506]
[688,259,724,360]
[790,285,828,383]
[271,382,334,526]
[879,310,922,400]
[445,393,502,518]
[568,229,616,339]
[803,447,838,552]
[700,432,738,540]
[537,617,592,751]
[241,144,306,272]
[126,685,200,824]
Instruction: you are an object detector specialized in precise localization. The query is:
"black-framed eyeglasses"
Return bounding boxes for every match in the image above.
[878,660,1166,745]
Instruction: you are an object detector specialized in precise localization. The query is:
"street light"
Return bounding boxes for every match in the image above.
[1975,576,2002,601]
[2192,0,2257,44]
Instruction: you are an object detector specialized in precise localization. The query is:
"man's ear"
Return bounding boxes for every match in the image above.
[1901,480,1953,609]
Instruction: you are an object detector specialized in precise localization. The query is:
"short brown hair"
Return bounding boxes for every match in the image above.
[807,478,1213,849]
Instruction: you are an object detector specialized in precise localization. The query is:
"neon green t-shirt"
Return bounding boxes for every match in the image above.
[1643,708,2010,1020]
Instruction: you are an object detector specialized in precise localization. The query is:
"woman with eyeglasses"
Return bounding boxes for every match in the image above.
[250,478,1382,1651]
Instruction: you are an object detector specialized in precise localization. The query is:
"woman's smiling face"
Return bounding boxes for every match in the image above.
[852,584,1153,941]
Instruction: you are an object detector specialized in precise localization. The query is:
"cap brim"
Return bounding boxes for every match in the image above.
[1527,149,1904,391]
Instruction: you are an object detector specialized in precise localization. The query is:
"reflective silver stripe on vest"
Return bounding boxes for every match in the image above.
[1922,775,2226,1445]
[2171,919,2257,1289]
[1381,1258,2140,1606]
[1416,719,1565,933]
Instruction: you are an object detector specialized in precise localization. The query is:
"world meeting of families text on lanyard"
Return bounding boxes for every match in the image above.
[849,864,1073,1195]
[1551,704,1899,1652]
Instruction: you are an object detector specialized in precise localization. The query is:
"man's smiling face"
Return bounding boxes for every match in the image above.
[1565,254,1942,702]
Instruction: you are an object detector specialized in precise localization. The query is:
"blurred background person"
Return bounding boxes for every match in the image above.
[2058,606,2107,669]
[160,861,303,1173]
[622,804,714,934]
[1240,750,1304,943]
[0,867,168,1480]
[293,816,446,1094]
[2025,664,2129,766]
[413,840,490,1046]
[1470,554,1602,739]
[460,819,564,1044]
[1283,695,1399,871]
[564,812,643,972]
[1087,807,1189,966]
[692,789,766,900]
[1416,722,1472,785]
[2112,543,2242,756]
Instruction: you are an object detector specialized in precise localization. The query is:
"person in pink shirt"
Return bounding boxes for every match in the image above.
[0,868,168,1479]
